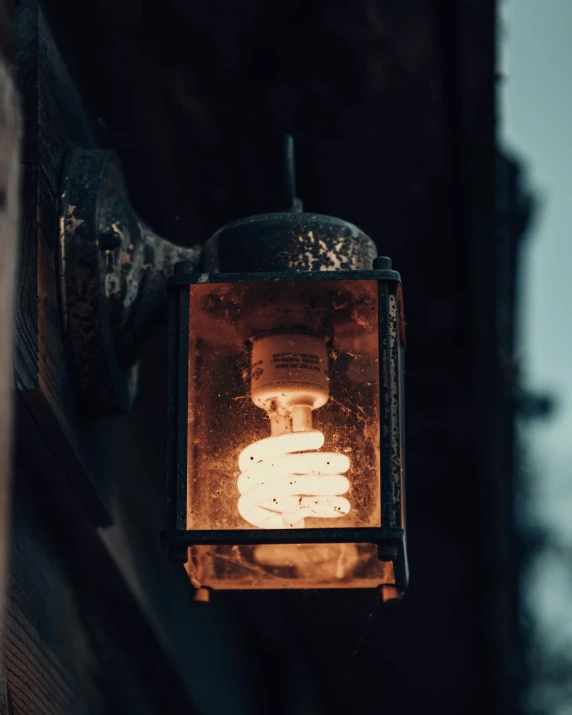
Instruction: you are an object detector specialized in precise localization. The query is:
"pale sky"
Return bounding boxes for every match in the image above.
[501,0,572,506]
[500,0,572,711]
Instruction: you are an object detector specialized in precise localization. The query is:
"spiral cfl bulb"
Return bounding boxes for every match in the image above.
[237,332,352,529]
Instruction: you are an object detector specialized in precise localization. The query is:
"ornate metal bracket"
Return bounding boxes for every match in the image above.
[59,148,200,413]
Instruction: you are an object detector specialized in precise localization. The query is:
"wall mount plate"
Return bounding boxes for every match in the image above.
[59,148,200,413]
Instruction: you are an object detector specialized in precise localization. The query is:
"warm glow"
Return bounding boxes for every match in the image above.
[237,331,352,529]
[237,430,351,528]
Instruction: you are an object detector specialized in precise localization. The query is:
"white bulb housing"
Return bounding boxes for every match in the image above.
[250,332,329,434]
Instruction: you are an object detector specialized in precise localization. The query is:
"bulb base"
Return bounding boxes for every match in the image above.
[250,332,329,432]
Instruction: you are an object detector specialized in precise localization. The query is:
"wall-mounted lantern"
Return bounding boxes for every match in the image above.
[162,139,408,600]
[58,138,407,600]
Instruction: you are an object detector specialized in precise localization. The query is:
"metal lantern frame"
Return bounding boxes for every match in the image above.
[162,262,408,595]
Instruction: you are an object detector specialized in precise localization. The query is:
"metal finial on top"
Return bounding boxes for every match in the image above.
[283,135,303,212]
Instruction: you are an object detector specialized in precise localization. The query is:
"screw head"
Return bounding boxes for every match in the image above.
[373,256,392,270]
[378,544,398,561]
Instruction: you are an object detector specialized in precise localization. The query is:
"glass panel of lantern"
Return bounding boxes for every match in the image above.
[165,269,405,591]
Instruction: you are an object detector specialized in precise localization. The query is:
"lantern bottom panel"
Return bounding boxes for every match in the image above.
[185,542,395,590]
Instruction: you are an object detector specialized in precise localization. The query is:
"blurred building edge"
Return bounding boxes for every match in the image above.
[495,151,555,422]
[491,148,544,710]
[517,391,557,421]
[495,150,534,373]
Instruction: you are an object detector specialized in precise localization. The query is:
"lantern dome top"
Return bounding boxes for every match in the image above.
[201,211,377,273]
[201,137,377,273]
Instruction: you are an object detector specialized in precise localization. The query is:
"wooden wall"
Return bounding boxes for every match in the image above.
[2,4,270,713]
[0,8,20,705]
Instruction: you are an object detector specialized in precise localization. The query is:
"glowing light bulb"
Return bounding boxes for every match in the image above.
[238,332,352,529]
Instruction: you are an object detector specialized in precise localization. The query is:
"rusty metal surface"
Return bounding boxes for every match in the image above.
[202,211,376,273]
[59,148,200,412]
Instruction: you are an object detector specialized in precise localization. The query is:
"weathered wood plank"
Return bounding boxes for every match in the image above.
[14,1,93,193]
[9,5,266,714]
[0,23,20,712]
[10,405,196,715]
[0,43,20,652]
[4,462,117,714]
[12,1,110,525]
[8,6,222,713]
[14,163,110,525]
[0,1,14,61]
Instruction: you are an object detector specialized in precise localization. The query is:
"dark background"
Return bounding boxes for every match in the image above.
[3,1,534,713]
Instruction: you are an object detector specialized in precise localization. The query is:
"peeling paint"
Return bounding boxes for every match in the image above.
[202,212,377,274]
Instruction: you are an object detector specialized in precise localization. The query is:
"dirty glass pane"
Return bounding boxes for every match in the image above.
[185,279,384,588]
[186,543,395,590]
